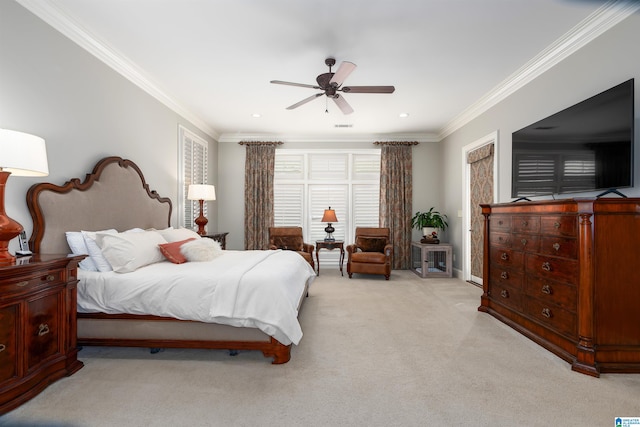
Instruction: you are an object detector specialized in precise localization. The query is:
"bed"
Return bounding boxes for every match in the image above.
[26,156,316,364]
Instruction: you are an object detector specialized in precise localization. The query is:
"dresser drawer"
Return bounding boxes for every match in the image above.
[490,282,523,311]
[524,296,576,338]
[1,269,64,295]
[513,233,540,253]
[512,216,540,233]
[490,247,523,268]
[490,231,512,248]
[525,254,578,285]
[491,215,511,231]
[490,266,524,289]
[539,236,578,259]
[541,215,577,237]
[524,276,577,311]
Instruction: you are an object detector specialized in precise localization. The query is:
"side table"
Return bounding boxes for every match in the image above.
[315,240,345,276]
[203,232,229,249]
[410,241,453,278]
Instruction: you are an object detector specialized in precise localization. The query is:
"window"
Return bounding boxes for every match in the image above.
[274,149,381,262]
[178,125,209,230]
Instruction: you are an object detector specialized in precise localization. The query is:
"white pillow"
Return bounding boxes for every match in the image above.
[65,231,98,271]
[180,238,223,262]
[81,229,118,272]
[157,227,201,243]
[95,230,167,273]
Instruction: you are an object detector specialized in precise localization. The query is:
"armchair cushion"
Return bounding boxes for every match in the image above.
[271,235,304,251]
[355,236,388,253]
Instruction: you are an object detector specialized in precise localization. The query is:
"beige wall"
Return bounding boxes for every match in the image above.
[440,12,640,272]
[1,1,217,254]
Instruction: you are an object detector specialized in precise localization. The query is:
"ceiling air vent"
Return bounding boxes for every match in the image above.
[334,124,353,128]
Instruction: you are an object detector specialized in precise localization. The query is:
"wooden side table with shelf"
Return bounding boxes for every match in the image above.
[315,240,345,276]
[410,242,453,278]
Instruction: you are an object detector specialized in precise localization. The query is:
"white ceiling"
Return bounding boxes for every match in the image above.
[17,0,639,142]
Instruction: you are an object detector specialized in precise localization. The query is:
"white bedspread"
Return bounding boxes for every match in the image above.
[77,250,316,345]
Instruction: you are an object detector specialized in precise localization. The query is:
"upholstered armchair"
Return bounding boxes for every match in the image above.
[268,227,315,270]
[346,227,393,280]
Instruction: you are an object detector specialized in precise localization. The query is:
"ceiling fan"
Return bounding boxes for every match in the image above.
[270,57,395,115]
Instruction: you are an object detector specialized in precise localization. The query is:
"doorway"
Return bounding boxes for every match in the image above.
[462,131,499,285]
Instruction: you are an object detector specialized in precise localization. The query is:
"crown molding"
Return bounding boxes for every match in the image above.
[218,132,440,144]
[17,0,638,144]
[439,0,640,141]
[16,0,220,141]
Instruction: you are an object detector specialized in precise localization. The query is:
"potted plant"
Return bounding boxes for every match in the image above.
[411,208,449,239]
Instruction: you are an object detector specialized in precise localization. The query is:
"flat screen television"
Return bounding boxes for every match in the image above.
[511,79,634,198]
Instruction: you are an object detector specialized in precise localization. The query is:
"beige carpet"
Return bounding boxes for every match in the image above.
[2,269,639,426]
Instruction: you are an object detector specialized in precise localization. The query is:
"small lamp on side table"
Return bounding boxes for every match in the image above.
[0,129,49,264]
[187,184,216,236]
[321,206,338,242]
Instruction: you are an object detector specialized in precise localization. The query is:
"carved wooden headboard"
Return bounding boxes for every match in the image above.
[27,156,172,254]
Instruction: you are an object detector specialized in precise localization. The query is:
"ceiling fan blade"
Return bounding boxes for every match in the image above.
[286,93,324,110]
[271,80,320,89]
[329,61,356,87]
[332,94,354,115]
[341,86,395,94]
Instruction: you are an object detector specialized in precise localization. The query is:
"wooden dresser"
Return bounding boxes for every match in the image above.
[0,254,85,414]
[479,198,640,376]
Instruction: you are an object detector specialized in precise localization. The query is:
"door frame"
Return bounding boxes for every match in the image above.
[462,131,499,284]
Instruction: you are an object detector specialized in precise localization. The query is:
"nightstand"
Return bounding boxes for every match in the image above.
[0,254,85,415]
[315,240,345,276]
[203,232,229,249]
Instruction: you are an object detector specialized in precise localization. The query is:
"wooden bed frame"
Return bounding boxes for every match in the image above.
[27,156,305,364]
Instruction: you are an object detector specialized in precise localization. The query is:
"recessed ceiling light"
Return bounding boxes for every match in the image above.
[399,113,409,118]
[251,113,261,118]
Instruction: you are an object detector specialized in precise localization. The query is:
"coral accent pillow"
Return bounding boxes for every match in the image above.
[159,238,196,264]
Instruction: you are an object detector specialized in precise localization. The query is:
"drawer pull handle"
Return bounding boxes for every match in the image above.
[17,280,29,287]
[541,308,552,318]
[501,289,509,298]
[521,239,527,246]
[37,323,50,337]
[45,274,55,282]
[498,220,503,226]
[498,236,503,242]
[552,243,560,251]
[522,220,528,227]
[554,222,561,229]
[0,344,5,353]
[541,284,552,295]
[500,271,509,279]
[542,262,552,272]
[501,252,508,260]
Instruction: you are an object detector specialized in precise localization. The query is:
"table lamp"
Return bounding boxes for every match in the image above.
[0,129,49,263]
[321,207,338,242]
[187,184,216,235]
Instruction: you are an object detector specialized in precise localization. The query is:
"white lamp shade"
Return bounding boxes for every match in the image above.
[0,129,49,176]
[188,184,216,201]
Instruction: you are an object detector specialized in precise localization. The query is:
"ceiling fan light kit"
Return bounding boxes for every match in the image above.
[271,57,395,115]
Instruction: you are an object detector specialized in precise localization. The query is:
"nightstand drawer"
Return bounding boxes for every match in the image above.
[26,291,62,372]
[2,269,63,295]
[0,304,18,385]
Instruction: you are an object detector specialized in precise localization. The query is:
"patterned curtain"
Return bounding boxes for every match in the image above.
[378,141,417,270]
[467,143,494,280]
[241,141,282,250]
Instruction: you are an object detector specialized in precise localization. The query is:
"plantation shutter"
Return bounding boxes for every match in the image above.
[179,126,208,230]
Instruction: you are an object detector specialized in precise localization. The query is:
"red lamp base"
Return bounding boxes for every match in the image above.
[0,171,23,264]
